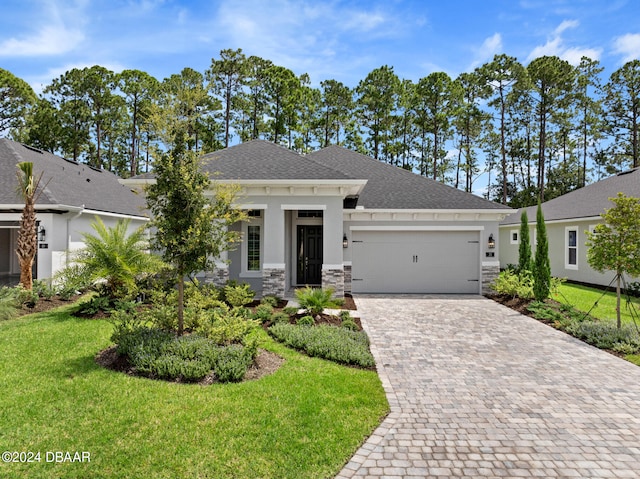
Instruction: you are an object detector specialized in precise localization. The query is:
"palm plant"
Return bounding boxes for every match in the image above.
[295,287,342,316]
[75,217,162,299]
[15,162,44,290]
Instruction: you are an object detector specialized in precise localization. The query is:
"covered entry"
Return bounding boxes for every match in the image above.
[350,228,481,294]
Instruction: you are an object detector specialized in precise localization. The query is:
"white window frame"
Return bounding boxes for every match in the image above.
[510,230,519,244]
[240,212,264,278]
[565,226,578,270]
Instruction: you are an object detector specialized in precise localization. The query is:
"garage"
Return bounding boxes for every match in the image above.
[350,229,481,294]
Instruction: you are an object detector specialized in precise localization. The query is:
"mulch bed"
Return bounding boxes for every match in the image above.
[16,295,81,317]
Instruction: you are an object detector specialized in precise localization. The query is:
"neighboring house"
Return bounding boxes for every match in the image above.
[125,140,512,297]
[499,167,640,287]
[0,138,148,285]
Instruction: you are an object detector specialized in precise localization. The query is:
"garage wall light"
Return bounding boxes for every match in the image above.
[343,234,349,248]
[38,225,46,242]
[487,234,495,249]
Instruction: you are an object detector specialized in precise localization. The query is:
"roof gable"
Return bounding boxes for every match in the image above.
[0,139,147,217]
[201,140,354,180]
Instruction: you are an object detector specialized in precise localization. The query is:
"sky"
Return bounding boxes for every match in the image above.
[1,0,639,93]
[1,0,639,195]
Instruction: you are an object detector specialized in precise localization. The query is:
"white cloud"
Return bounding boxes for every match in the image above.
[527,20,601,65]
[469,33,503,69]
[0,0,86,57]
[613,33,640,63]
[0,25,84,57]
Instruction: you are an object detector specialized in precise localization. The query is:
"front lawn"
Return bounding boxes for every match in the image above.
[0,303,388,479]
[553,283,640,325]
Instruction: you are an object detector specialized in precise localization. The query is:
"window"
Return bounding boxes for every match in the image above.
[247,225,260,271]
[566,227,578,269]
[510,230,519,244]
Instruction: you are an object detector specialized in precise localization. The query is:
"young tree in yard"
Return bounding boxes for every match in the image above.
[146,148,246,335]
[518,210,532,272]
[15,162,44,290]
[586,193,640,328]
[533,202,551,301]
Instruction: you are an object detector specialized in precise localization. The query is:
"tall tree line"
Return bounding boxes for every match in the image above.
[2,50,640,207]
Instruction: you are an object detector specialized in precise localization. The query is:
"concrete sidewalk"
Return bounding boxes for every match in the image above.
[336,295,640,478]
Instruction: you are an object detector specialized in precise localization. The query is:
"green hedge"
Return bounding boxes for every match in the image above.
[268,323,375,368]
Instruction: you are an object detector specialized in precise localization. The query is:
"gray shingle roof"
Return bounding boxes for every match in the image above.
[129,140,510,211]
[501,167,640,225]
[307,145,509,210]
[201,139,354,180]
[0,138,147,217]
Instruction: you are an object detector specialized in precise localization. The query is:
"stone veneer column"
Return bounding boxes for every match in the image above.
[262,265,286,298]
[322,265,344,297]
[343,264,352,294]
[482,261,500,296]
[205,266,229,288]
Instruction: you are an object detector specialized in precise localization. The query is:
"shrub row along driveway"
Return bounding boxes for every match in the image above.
[337,295,640,478]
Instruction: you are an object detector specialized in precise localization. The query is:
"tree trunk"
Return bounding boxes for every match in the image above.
[177,274,185,336]
[16,201,37,290]
[616,273,622,329]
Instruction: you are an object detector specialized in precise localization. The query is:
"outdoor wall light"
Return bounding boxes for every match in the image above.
[343,234,349,248]
[38,225,46,242]
[487,233,495,249]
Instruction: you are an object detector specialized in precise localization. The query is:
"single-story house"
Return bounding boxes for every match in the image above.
[125,140,512,297]
[0,138,148,285]
[499,167,640,287]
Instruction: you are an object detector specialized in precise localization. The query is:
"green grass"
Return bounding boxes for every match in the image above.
[553,283,640,325]
[0,303,388,479]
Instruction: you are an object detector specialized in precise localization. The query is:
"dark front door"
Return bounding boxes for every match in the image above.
[297,225,322,285]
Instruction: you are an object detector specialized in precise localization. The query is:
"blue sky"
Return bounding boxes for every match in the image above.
[1,0,639,93]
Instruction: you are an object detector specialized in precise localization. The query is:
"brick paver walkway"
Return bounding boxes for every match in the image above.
[336,295,640,479]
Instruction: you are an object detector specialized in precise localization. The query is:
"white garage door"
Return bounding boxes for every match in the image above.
[351,230,481,294]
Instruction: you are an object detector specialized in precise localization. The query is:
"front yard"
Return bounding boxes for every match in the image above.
[0,302,388,479]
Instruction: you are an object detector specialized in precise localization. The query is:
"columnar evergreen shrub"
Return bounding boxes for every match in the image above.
[518,210,532,272]
[533,202,551,301]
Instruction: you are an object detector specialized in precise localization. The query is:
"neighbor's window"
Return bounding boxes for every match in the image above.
[247,225,260,271]
[510,230,519,244]
[566,228,578,269]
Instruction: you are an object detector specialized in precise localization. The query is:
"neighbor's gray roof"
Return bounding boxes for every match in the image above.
[0,138,147,217]
[307,145,510,210]
[201,139,354,180]
[501,167,640,225]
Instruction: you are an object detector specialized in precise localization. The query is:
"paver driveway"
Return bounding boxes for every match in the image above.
[336,295,640,479]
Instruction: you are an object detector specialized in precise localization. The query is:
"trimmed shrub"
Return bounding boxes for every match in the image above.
[341,319,359,331]
[564,319,640,353]
[269,323,375,368]
[213,344,253,382]
[260,295,279,307]
[297,315,315,326]
[195,307,259,345]
[224,283,255,307]
[253,304,274,323]
[492,269,534,299]
[282,306,299,317]
[270,312,290,324]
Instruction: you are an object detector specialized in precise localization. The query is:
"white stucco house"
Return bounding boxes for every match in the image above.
[499,167,640,287]
[0,138,148,285]
[126,140,512,297]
